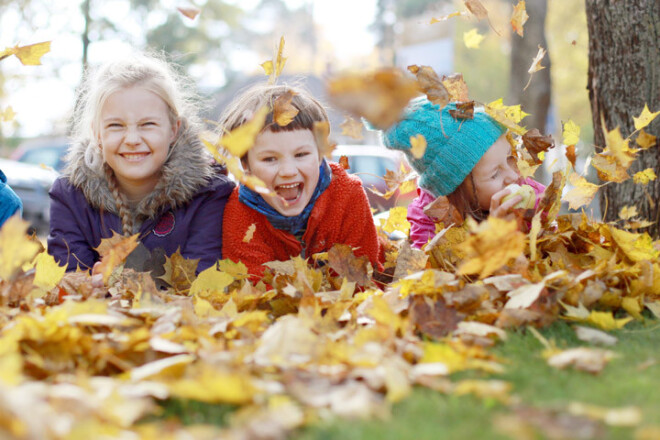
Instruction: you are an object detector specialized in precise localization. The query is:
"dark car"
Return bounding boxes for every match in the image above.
[0,157,59,234]
[331,144,416,212]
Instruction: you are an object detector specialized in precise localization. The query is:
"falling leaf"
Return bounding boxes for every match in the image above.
[243,224,256,243]
[381,206,411,235]
[510,1,529,37]
[177,5,201,20]
[458,217,526,279]
[0,216,41,281]
[485,99,528,135]
[463,28,485,49]
[273,90,299,127]
[220,106,269,157]
[33,252,66,291]
[449,101,475,120]
[563,120,581,146]
[636,129,657,149]
[522,128,555,164]
[407,64,450,108]
[7,41,51,65]
[430,11,464,23]
[633,168,656,185]
[313,121,336,158]
[464,0,489,19]
[260,36,287,83]
[327,67,420,130]
[339,117,364,140]
[524,46,547,90]
[618,206,638,220]
[633,104,660,131]
[565,144,577,168]
[1,106,15,122]
[409,134,427,159]
[95,233,139,283]
[338,155,350,170]
[442,73,470,101]
[564,173,599,210]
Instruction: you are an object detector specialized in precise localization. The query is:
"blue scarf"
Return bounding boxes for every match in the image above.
[239,159,332,238]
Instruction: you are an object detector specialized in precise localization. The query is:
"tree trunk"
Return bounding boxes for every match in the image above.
[508,0,551,134]
[585,0,660,237]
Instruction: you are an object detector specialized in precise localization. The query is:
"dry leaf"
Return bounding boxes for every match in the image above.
[633,104,660,131]
[524,46,547,90]
[409,134,427,159]
[177,5,201,20]
[339,117,364,140]
[407,65,450,108]
[547,347,616,374]
[463,28,485,49]
[243,223,256,243]
[273,90,299,127]
[510,1,529,37]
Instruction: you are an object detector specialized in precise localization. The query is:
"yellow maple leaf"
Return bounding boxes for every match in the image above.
[243,223,256,243]
[586,310,632,331]
[260,36,287,84]
[458,217,525,279]
[605,126,638,169]
[618,206,638,220]
[633,168,656,185]
[410,134,427,159]
[463,28,485,49]
[608,225,659,263]
[381,206,411,235]
[0,216,41,281]
[33,252,66,290]
[485,99,528,135]
[220,105,268,157]
[510,1,529,37]
[564,173,599,210]
[96,233,139,283]
[621,297,643,320]
[189,266,234,297]
[273,90,299,127]
[633,104,660,131]
[339,117,364,140]
[12,41,51,65]
[1,106,15,122]
[636,129,657,149]
[563,119,580,146]
[591,153,629,183]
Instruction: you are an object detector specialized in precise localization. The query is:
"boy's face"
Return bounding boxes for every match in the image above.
[471,135,521,210]
[245,128,321,217]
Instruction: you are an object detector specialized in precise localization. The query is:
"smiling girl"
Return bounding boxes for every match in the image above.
[219,83,382,279]
[48,52,234,273]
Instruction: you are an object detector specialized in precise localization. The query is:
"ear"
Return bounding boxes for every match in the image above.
[171,118,182,142]
[240,155,251,174]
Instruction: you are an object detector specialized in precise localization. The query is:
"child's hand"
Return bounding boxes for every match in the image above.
[91,261,104,288]
[489,187,523,220]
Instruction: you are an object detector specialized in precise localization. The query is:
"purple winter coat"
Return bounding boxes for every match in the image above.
[48,123,234,273]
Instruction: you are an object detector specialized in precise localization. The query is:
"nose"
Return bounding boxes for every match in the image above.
[503,163,520,185]
[278,156,298,177]
[124,126,141,146]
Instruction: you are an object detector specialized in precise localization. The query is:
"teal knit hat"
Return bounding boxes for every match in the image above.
[382,98,506,196]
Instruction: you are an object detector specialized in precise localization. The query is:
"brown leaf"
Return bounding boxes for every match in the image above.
[159,250,199,294]
[442,73,470,101]
[464,0,488,20]
[407,65,450,108]
[423,195,463,225]
[410,295,462,338]
[448,101,475,120]
[510,1,529,37]
[273,90,299,127]
[313,121,336,158]
[338,155,350,170]
[327,244,372,286]
[566,144,577,168]
[177,5,201,20]
[522,128,555,164]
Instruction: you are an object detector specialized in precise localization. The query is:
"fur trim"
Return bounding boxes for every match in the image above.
[63,121,214,219]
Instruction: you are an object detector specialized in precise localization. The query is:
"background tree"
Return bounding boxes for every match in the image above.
[585,0,660,237]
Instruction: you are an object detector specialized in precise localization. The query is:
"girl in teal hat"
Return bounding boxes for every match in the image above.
[382,98,545,249]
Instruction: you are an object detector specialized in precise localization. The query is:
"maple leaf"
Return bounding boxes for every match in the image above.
[33,252,66,291]
[591,153,629,183]
[522,128,555,164]
[189,265,234,297]
[380,206,411,235]
[423,195,463,226]
[339,117,364,140]
[524,45,547,90]
[273,90,299,127]
[607,225,659,263]
[442,73,470,101]
[410,295,462,339]
[564,173,599,210]
[326,67,420,130]
[260,36,287,83]
[604,126,638,169]
[618,206,638,220]
[632,168,656,185]
[327,243,372,286]
[633,104,660,131]
[409,134,427,159]
[485,99,528,135]
[430,11,464,23]
[635,129,657,149]
[562,120,581,146]
[0,41,51,65]
[458,217,526,279]
[95,233,139,283]
[463,28,485,49]
[0,216,41,281]
[407,65,450,108]
[313,121,336,158]
[1,106,15,122]
[219,105,268,157]
[243,223,256,243]
[177,5,201,20]
[369,165,416,200]
[565,144,577,168]
[159,250,198,294]
[510,1,529,37]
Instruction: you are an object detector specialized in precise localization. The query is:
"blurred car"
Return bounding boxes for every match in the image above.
[10,137,69,172]
[330,144,417,212]
[0,157,59,234]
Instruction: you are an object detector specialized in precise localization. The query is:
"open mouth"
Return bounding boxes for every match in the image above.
[275,182,303,206]
[121,152,150,162]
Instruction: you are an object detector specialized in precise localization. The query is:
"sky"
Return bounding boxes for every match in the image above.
[0,0,377,139]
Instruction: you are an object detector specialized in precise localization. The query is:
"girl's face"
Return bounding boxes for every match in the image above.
[99,85,179,200]
[470,135,521,210]
[245,129,321,217]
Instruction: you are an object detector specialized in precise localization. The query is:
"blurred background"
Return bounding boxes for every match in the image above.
[0,0,596,232]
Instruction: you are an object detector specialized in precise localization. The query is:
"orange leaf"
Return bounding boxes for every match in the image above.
[339,117,364,140]
[177,5,201,20]
[510,1,529,37]
[95,233,139,283]
[408,64,450,108]
[442,73,470,102]
[273,90,299,127]
[313,121,336,158]
[327,244,372,286]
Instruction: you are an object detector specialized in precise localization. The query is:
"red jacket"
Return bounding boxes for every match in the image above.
[223,162,382,279]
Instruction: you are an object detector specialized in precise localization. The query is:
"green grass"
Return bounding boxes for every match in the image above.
[156,319,660,439]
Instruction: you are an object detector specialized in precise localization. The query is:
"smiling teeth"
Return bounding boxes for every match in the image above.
[278,183,300,189]
[122,153,148,161]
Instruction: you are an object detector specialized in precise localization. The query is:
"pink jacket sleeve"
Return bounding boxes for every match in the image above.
[406,188,437,249]
[523,177,547,210]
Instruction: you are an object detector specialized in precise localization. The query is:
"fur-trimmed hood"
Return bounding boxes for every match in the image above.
[63,121,214,219]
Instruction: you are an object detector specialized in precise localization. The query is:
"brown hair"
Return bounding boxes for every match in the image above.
[446,174,488,222]
[217,82,328,157]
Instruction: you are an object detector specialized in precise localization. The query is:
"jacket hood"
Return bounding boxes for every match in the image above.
[63,121,214,219]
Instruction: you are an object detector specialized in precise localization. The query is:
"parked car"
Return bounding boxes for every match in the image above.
[0,157,59,234]
[330,144,417,212]
[10,137,69,172]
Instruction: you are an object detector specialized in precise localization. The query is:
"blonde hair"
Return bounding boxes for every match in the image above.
[217,82,328,158]
[71,51,203,235]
